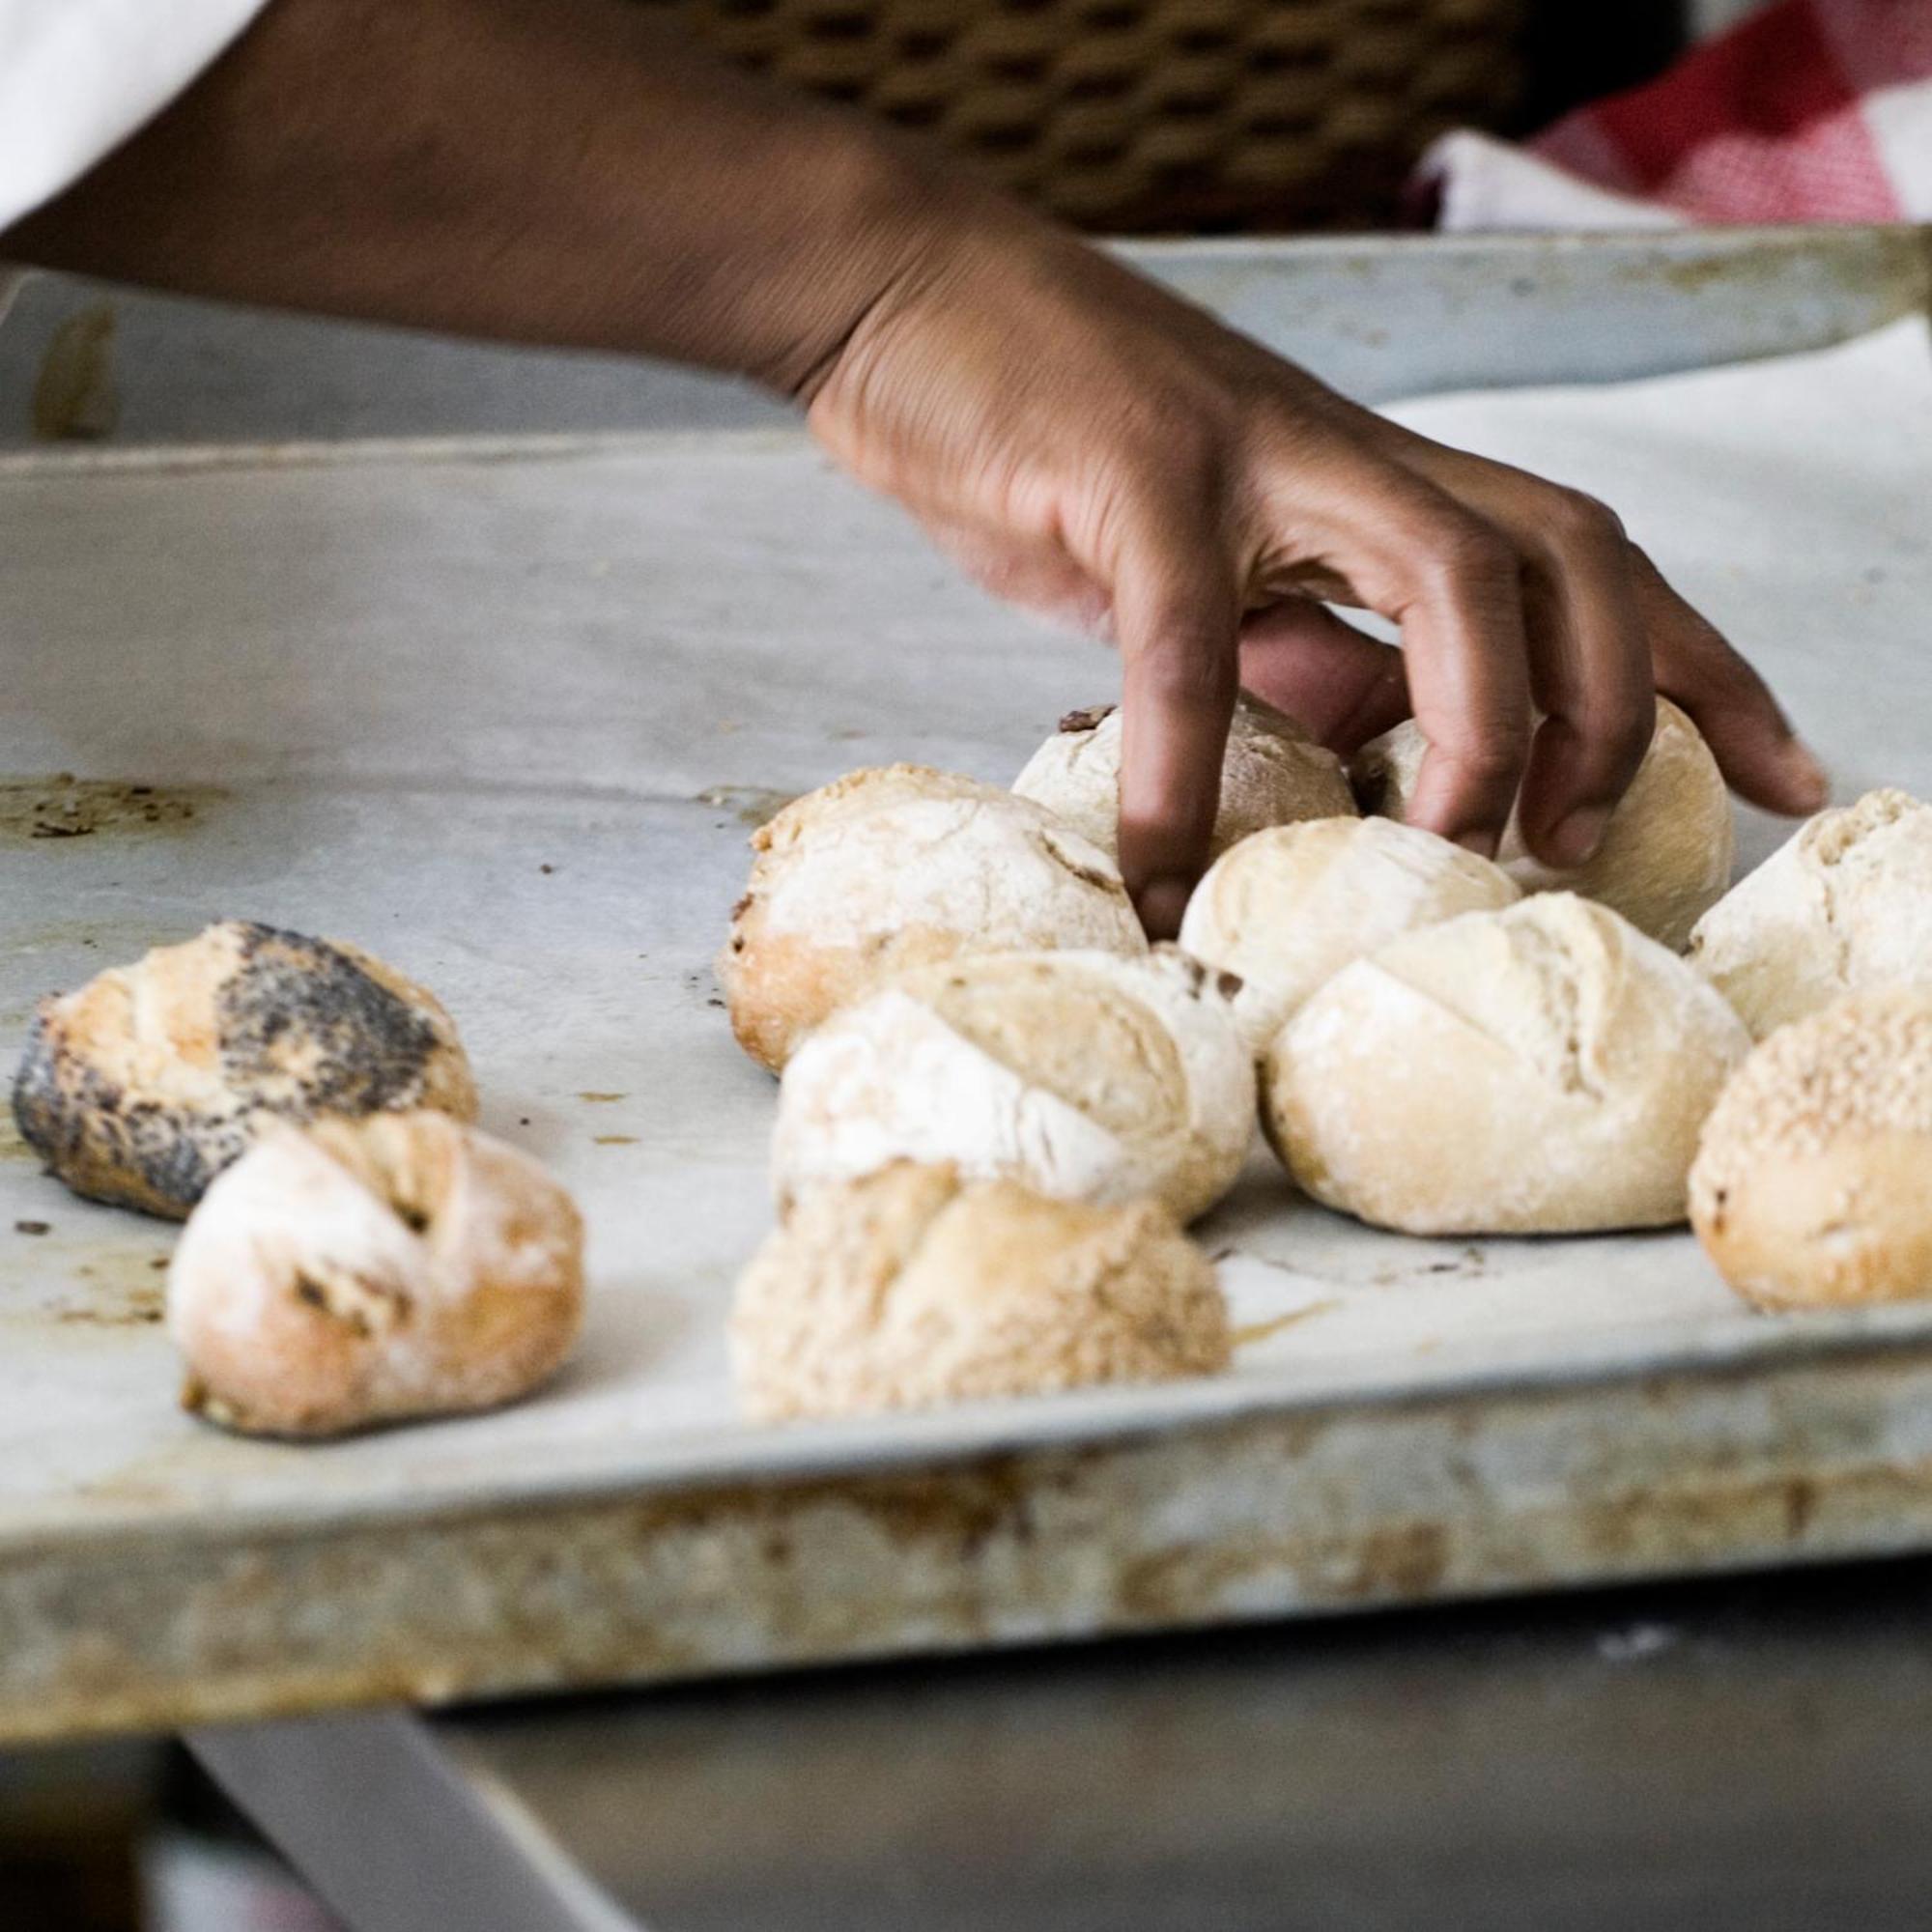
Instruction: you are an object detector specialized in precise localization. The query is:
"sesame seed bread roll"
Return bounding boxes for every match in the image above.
[1688,789,1932,1040]
[732,1162,1230,1421]
[718,765,1146,1074]
[772,947,1255,1224]
[13,921,476,1219]
[1264,895,1750,1236]
[1179,816,1520,1057]
[1690,989,1932,1309]
[1356,698,1733,950]
[1012,693,1355,864]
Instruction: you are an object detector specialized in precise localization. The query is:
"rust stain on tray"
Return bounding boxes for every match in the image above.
[1233,1300,1340,1348]
[0,775,223,843]
[0,1236,175,1327]
[13,1345,1932,1746]
[694,785,796,828]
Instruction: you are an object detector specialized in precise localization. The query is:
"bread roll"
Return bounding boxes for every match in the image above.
[1355,698,1733,949]
[1687,788,1932,1040]
[772,947,1254,1223]
[719,765,1146,1073]
[1690,989,1932,1308]
[1179,816,1520,1056]
[169,1111,584,1436]
[1264,895,1749,1235]
[732,1161,1229,1421]
[13,921,477,1219]
[1012,693,1355,863]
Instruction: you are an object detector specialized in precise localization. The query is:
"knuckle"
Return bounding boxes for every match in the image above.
[1559,696,1655,790]
[1447,724,1531,784]
[1540,487,1627,553]
[1605,702,1658,772]
[1128,410,1229,507]
[1413,511,1520,602]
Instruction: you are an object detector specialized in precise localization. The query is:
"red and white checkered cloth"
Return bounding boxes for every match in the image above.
[1424,0,1932,229]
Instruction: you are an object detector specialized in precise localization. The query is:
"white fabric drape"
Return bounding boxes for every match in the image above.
[0,0,270,310]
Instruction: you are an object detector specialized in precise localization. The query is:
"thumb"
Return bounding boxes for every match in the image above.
[1237,600,1410,753]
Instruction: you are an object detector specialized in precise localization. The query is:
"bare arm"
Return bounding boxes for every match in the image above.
[6,0,1825,931]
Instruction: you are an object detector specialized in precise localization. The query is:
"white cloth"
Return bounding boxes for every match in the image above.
[0,0,269,309]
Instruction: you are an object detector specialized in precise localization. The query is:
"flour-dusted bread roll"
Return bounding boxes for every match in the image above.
[719,765,1146,1073]
[1179,816,1520,1057]
[733,1161,1230,1421]
[1264,894,1750,1235]
[1687,789,1932,1040]
[1011,693,1355,863]
[169,1111,584,1437]
[1690,989,1932,1309]
[772,947,1254,1223]
[1355,698,1733,950]
[14,921,477,1219]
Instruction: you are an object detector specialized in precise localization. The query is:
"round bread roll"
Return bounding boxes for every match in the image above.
[1011,692,1355,863]
[169,1111,584,1437]
[1179,816,1520,1056]
[1355,698,1733,949]
[1690,989,1932,1309]
[13,921,477,1219]
[1687,788,1932,1040]
[772,947,1254,1224]
[1264,894,1750,1235]
[732,1161,1230,1421]
[718,764,1146,1073]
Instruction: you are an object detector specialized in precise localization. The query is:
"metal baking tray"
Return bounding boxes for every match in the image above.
[1,226,1929,1747]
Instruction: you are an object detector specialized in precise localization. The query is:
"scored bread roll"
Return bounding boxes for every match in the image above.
[1264,894,1750,1235]
[732,1161,1230,1421]
[1688,788,1932,1040]
[772,947,1254,1224]
[1690,989,1932,1309]
[1355,697,1733,949]
[1179,816,1520,1057]
[718,765,1146,1074]
[13,920,477,1219]
[169,1111,585,1437]
[1012,693,1355,863]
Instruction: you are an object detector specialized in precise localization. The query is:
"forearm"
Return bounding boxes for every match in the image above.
[2,0,991,395]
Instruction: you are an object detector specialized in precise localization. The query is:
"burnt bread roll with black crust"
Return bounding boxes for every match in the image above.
[14,920,477,1218]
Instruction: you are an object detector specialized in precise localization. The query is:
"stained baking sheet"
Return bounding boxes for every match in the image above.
[0,305,1929,1744]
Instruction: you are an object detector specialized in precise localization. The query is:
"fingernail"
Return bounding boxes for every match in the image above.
[1451,828,1500,861]
[1780,739,1831,812]
[1136,876,1194,941]
[1548,805,1612,870]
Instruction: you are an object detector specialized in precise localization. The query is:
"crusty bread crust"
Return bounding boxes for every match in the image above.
[13,921,476,1218]
[1691,988,1932,1308]
[1265,895,1749,1236]
[1356,698,1733,951]
[1688,789,1932,1039]
[717,764,1145,1074]
[170,1111,582,1437]
[732,1161,1229,1421]
[771,946,1256,1225]
[1179,814,1520,1057]
[1012,691,1355,863]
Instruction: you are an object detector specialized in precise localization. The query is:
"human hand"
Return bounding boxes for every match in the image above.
[807,212,1827,935]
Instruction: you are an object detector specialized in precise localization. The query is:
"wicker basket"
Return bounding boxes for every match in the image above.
[650,0,1527,230]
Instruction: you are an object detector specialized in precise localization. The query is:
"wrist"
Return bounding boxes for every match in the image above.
[738,125,1024,403]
